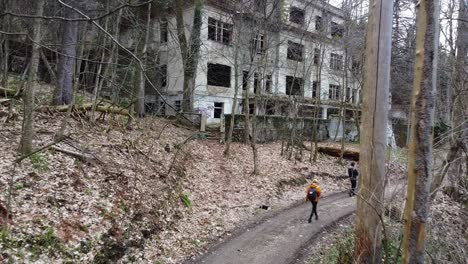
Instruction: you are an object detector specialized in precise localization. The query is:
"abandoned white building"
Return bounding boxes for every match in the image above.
[147,0,361,124]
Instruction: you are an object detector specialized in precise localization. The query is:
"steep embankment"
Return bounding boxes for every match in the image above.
[0,108,365,263]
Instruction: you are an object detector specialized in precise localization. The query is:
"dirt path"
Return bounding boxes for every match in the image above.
[187,192,355,264]
[187,181,405,264]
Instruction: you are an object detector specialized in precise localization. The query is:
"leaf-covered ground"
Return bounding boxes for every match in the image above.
[0,106,362,263]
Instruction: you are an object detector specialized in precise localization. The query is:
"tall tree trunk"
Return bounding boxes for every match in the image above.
[401,1,441,263]
[19,0,45,155]
[54,0,79,105]
[134,2,152,118]
[175,0,203,113]
[353,0,393,263]
[0,0,10,88]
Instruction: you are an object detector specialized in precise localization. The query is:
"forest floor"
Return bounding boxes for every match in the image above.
[0,92,466,263]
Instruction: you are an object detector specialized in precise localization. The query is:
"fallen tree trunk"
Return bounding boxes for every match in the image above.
[317,146,360,161]
[39,103,130,116]
[0,87,17,97]
[51,146,96,163]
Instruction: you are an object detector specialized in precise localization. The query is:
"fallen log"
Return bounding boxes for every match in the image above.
[39,103,130,116]
[51,146,96,163]
[0,87,17,98]
[317,146,360,161]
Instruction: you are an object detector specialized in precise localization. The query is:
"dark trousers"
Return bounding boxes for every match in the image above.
[308,201,318,221]
[351,179,357,195]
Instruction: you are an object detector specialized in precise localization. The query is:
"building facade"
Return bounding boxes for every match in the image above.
[148,0,361,124]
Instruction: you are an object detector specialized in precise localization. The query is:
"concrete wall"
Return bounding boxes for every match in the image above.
[225,114,359,143]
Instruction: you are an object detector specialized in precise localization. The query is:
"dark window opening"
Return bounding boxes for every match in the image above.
[174,100,181,112]
[351,60,360,73]
[254,73,260,94]
[265,75,272,93]
[207,63,231,87]
[249,103,255,115]
[243,71,249,90]
[330,53,343,70]
[286,76,303,96]
[214,102,224,118]
[287,41,303,61]
[266,102,275,115]
[312,81,319,98]
[289,7,305,24]
[328,84,341,100]
[313,48,320,65]
[159,65,167,87]
[208,17,233,45]
[315,16,323,31]
[331,22,344,38]
[242,71,249,90]
[160,21,168,43]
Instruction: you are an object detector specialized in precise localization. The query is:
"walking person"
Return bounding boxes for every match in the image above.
[305,179,321,223]
[348,162,359,196]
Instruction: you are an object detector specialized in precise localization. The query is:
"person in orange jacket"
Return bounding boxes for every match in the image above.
[305,179,321,223]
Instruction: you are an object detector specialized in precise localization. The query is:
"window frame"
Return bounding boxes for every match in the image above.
[330,53,343,70]
[328,84,341,101]
[207,63,231,88]
[286,76,303,96]
[208,17,233,45]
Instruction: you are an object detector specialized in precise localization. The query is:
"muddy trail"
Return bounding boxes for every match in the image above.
[187,182,405,264]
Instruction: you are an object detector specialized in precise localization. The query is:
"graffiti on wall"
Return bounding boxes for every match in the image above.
[194,105,214,118]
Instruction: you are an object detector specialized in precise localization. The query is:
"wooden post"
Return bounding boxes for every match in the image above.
[354,0,393,263]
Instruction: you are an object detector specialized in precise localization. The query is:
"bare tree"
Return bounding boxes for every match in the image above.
[401,0,441,262]
[174,0,203,112]
[354,0,393,263]
[18,0,45,155]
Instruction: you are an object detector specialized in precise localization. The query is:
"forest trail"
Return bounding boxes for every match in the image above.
[188,182,405,264]
[187,192,354,264]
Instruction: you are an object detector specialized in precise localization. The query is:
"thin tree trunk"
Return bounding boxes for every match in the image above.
[354,0,393,263]
[401,1,441,263]
[19,0,45,155]
[40,49,57,86]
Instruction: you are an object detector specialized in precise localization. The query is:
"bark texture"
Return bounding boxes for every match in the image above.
[54,0,79,105]
[401,1,441,263]
[353,0,393,263]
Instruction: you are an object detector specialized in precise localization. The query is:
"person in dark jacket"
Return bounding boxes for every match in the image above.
[305,179,321,223]
[348,162,358,196]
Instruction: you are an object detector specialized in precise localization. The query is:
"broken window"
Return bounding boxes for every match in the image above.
[158,65,167,87]
[286,76,303,96]
[328,84,341,100]
[242,71,249,90]
[266,102,275,115]
[207,63,231,87]
[214,102,224,118]
[174,100,181,112]
[315,16,323,31]
[289,7,305,24]
[312,81,319,98]
[331,22,344,38]
[287,41,303,61]
[160,20,168,43]
[208,17,233,45]
[313,48,321,65]
[265,75,272,93]
[330,53,343,70]
[252,34,266,54]
[254,73,260,94]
